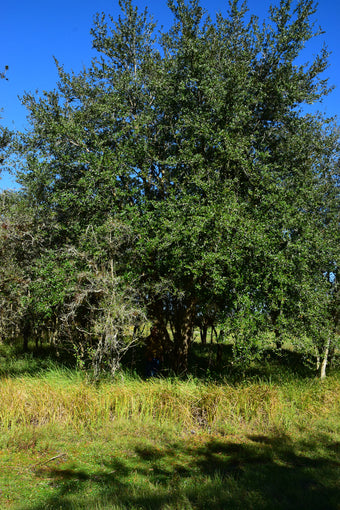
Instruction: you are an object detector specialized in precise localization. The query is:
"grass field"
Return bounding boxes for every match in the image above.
[0,342,339,509]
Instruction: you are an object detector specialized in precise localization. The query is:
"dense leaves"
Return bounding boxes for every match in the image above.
[2,0,339,375]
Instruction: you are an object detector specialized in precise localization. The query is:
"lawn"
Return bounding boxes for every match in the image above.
[0,362,339,509]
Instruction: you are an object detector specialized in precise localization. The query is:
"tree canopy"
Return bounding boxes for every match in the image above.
[2,0,339,376]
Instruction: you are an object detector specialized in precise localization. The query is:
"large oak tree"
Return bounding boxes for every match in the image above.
[12,0,340,374]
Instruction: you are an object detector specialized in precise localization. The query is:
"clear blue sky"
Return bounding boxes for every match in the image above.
[1,0,339,190]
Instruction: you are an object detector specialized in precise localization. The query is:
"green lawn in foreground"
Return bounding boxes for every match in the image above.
[1,423,339,510]
[0,340,339,509]
[0,370,339,510]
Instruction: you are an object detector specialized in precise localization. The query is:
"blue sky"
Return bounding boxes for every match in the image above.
[1,0,339,190]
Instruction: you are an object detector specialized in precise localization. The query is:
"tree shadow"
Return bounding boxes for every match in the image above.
[2,337,338,382]
[0,338,79,378]
[184,343,322,382]
[17,432,340,510]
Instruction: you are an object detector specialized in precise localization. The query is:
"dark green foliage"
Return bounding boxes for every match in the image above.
[4,0,340,374]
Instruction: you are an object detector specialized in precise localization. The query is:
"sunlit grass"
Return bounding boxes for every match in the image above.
[1,369,340,439]
[0,346,339,509]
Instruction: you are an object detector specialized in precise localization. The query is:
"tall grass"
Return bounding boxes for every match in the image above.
[1,367,339,509]
[1,369,339,437]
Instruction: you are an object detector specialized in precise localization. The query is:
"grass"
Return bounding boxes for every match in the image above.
[0,339,339,509]
[2,427,339,510]
[0,365,339,509]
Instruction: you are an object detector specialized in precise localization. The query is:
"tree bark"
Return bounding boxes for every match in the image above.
[172,301,196,374]
[315,346,320,371]
[22,320,30,352]
[320,336,331,379]
[270,308,283,349]
[200,325,207,345]
[148,298,172,359]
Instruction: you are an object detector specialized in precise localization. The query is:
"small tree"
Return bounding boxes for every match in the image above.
[0,191,40,347]
[60,222,145,375]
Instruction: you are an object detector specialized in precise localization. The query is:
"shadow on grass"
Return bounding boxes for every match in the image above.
[18,433,340,510]
[185,343,323,383]
[0,339,78,378]
[1,338,339,384]
[122,342,325,383]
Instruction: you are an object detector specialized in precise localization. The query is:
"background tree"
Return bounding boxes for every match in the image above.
[0,66,12,169]
[0,191,40,348]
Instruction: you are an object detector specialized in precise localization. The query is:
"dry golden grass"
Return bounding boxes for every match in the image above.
[0,369,339,510]
[1,371,339,437]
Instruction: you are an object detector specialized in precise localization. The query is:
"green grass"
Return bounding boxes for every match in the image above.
[2,426,339,510]
[0,365,339,510]
[0,338,339,509]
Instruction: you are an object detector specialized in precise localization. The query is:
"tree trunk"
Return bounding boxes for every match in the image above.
[173,323,191,374]
[172,301,196,374]
[155,320,171,356]
[148,298,172,361]
[320,336,331,379]
[200,325,207,345]
[271,308,282,349]
[22,321,30,352]
[210,326,218,344]
[315,346,320,371]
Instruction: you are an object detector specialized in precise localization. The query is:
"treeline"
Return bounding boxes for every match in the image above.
[0,0,339,377]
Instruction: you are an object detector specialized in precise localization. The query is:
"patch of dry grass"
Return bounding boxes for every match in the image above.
[0,371,339,435]
[0,370,339,509]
